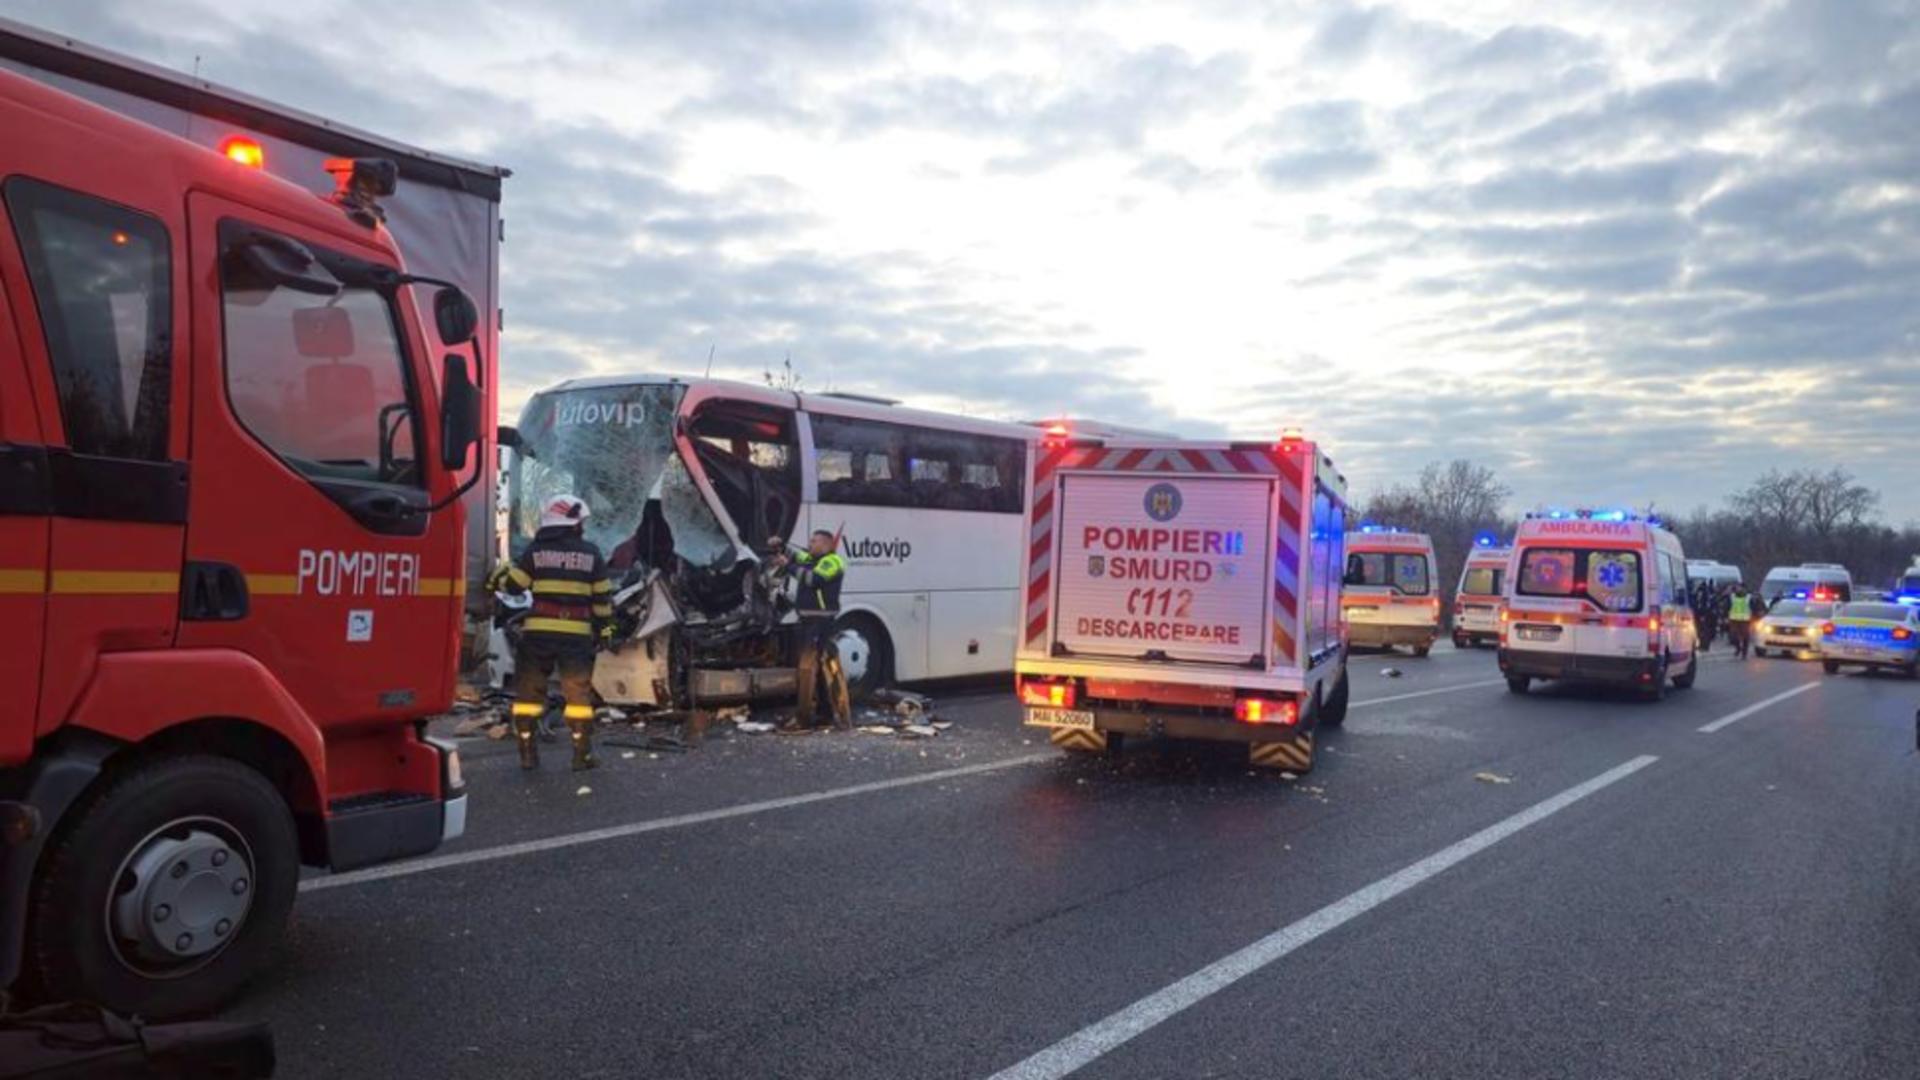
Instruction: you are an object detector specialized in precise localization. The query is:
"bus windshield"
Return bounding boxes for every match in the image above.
[507,384,731,567]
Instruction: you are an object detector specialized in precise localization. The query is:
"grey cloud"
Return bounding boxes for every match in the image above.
[1253,99,1382,189]
[842,44,1249,170]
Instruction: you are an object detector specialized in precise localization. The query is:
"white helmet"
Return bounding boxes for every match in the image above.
[539,495,590,531]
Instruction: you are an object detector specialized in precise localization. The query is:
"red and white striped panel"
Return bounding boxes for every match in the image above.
[1024,444,1309,665]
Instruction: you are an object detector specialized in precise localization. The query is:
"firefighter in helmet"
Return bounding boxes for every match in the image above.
[488,495,614,770]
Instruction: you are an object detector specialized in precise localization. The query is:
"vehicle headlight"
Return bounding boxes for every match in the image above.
[1757,622,1771,634]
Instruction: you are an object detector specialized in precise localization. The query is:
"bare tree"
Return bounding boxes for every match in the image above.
[1362,459,1513,615]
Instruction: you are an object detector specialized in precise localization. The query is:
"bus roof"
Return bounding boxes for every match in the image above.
[538,372,1043,442]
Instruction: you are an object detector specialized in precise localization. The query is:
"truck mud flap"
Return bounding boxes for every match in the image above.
[1249,731,1315,773]
[1050,728,1108,754]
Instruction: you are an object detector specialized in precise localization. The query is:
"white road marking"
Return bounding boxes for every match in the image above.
[302,753,1052,893]
[1695,681,1820,733]
[1352,679,1508,708]
[986,754,1661,1080]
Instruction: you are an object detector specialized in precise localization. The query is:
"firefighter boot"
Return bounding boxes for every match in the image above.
[568,718,598,771]
[512,714,540,770]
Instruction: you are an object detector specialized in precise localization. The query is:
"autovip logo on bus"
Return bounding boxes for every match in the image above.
[843,537,913,563]
[554,399,647,427]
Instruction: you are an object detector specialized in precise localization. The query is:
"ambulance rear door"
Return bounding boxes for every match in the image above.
[1512,540,1648,659]
[1052,472,1273,668]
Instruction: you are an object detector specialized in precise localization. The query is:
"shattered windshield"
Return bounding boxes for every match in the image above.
[508,384,728,561]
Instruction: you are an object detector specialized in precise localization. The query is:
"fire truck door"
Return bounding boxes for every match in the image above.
[0,178,189,739]
[0,271,49,759]
[175,194,457,729]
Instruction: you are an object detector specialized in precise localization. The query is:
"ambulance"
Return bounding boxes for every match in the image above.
[1451,537,1510,648]
[1498,510,1700,700]
[1341,526,1441,656]
[1014,430,1351,773]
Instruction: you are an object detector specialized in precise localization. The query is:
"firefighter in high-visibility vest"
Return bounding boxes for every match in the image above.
[487,495,614,770]
[770,530,852,729]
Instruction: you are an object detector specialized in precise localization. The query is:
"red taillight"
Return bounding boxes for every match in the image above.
[1235,697,1298,725]
[1821,622,1836,636]
[219,135,266,169]
[1019,677,1076,709]
[1894,627,1914,641]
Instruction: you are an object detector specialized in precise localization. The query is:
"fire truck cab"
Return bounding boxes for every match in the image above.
[0,66,483,1015]
[1498,510,1699,701]
[1340,526,1441,656]
[1014,430,1351,774]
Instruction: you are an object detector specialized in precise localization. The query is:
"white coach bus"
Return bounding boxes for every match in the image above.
[502,375,1039,694]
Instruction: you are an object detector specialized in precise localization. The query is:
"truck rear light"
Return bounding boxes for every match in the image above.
[1235,697,1298,725]
[1019,677,1077,709]
[220,135,266,168]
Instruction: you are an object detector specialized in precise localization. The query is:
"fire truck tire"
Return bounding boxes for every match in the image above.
[26,755,299,1019]
[1318,670,1350,728]
[830,614,892,702]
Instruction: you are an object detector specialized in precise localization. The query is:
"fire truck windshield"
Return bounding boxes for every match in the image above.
[506,384,730,567]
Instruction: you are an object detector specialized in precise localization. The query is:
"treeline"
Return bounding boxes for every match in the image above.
[1666,468,1920,589]
[1359,462,1920,609]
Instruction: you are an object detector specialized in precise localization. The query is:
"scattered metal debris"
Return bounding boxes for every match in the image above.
[1474,771,1513,785]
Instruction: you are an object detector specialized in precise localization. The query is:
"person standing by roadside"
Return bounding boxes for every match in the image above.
[488,495,615,770]
[1726,582,1757,659]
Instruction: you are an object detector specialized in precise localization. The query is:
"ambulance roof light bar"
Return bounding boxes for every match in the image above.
[1356,521,1405,534]
[1473,531,1504,548]
[1524,506,1658,523]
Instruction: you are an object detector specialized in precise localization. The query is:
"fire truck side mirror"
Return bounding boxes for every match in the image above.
[496,425,522,451]
[434,286,480,346]
[440,354,482,471]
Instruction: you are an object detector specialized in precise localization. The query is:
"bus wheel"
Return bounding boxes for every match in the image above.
[27,755,299,1019]
[830,613,892,701]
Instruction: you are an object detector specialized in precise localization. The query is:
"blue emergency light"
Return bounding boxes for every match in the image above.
[1473,531,1501,548]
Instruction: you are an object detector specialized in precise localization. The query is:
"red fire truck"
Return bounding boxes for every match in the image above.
[0,55,488,1016]
[1014,428,1351,773]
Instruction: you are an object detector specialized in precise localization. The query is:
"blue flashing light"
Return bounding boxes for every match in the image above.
[1792,590,1809,599]
[1473,530,1501,548]
[1897,595,1920,605]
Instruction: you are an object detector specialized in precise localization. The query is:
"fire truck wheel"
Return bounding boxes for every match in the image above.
[1318,669,1350,728]
[830,613,892,701]
[27,755,299,1019]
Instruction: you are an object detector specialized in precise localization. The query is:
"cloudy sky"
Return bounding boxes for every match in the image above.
[9,0,1918,518]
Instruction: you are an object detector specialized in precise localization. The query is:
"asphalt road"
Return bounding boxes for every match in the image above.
[236,644,1920,1079]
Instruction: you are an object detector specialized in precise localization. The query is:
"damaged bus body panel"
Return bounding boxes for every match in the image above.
[500,376,1038,708]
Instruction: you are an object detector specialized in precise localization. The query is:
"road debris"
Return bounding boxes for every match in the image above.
[1380,667,1403,678]
[858,724,897,736]
[735,721,777,734]
[574,785,593,797]
[1474,771,1514,785]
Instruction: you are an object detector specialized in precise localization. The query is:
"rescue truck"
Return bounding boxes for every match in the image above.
[0,59,491,1016]
[1498,510,1700,700]
[1340,526,1441,656]
[1451,536,1510,649]
[0,15,509,654]
[1014,429,1351,773]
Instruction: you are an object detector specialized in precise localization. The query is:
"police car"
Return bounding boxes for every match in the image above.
[1818,602,1920,678]
[1498,509,1699,701]
[1753,598,1838,659]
